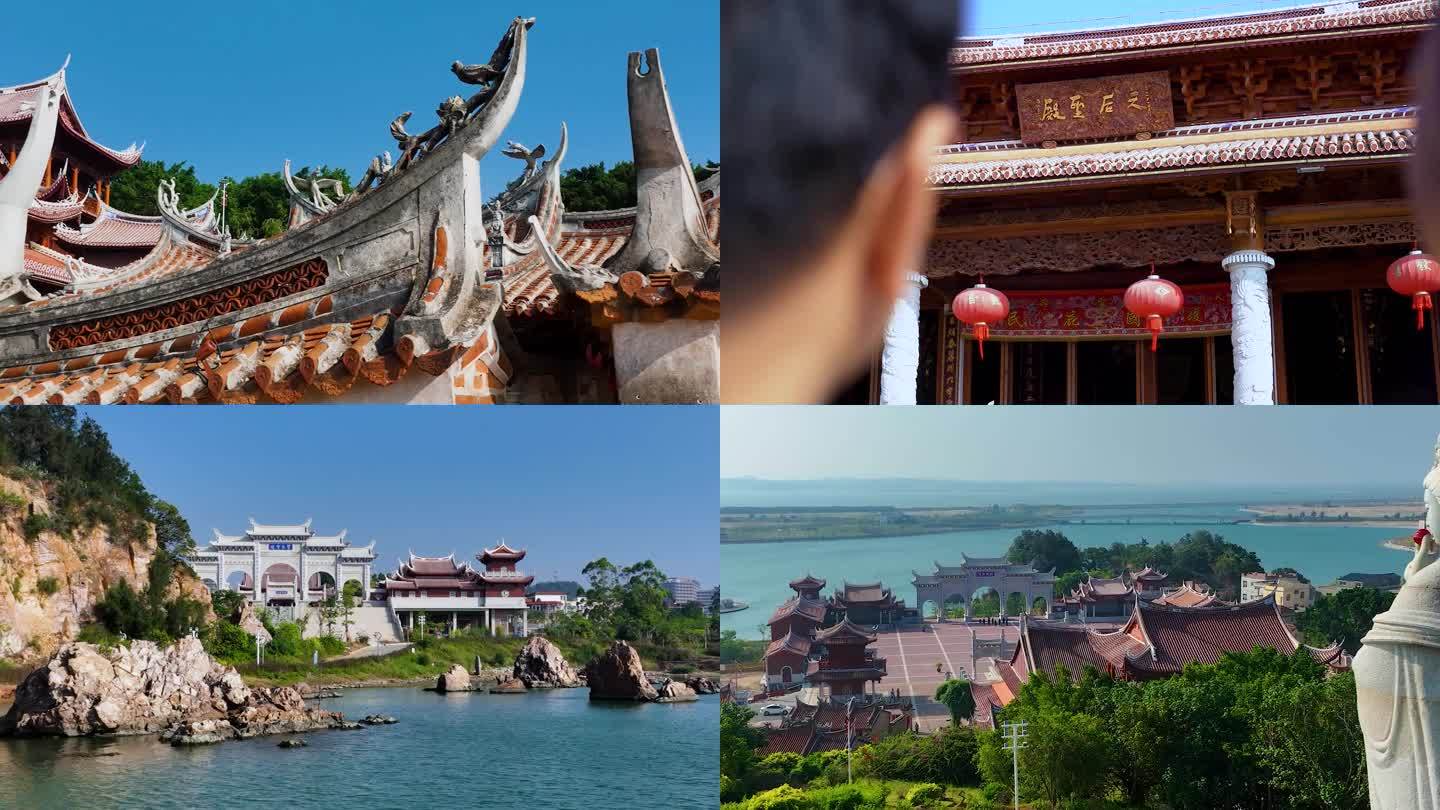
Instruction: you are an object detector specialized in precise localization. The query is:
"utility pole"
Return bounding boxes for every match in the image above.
[1001,720,1028,810]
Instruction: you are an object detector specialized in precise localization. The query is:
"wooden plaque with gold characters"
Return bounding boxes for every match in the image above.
[1015,71,1175,146]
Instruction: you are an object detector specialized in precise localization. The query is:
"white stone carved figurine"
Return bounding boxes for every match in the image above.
[1354,433,1440,808]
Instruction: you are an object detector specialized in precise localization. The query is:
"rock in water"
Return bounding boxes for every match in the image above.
[0,638,346,742]
[655,679,698,703]
[585,641,658,702]
[438,664,473,692]
[685,676,720,695]
[512,636,580,688]
[488,676,527,694]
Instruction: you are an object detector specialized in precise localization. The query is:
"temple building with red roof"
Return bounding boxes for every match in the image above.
[764,575,830,690]
[377,543,534,637]
[756,698,915,758]
[1057,573,1136,618]
[807,618,889,698]
[0,17,718,405]
[843,0,1440,406]
[1150,580,1224,608]
[828,581,906,625]
[973,597,1349,722]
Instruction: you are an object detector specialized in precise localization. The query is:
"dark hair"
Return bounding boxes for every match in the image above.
[722,0,959,301]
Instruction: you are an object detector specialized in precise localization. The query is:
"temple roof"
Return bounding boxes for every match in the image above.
[0,74,143,170]
[814,618,877,644]
[1151,581,1221,608]
[948,0,1434,67]
[833,581,897,605]
[789,573,827,590]
[930,107,1414,192]
[1075,574,1134,600]
[768,596,828,626]
[401,553,464,576]
[766,629,813,658]
[1131,566,1168,582]
[479,542,526,562]
[52,196,168,249]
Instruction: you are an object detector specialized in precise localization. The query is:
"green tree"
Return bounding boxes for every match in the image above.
[721,702,765,781]
[1297,586,1396,654]
[934,679,976,725]
[108,160,215,215]
[211,589,245,620]
[1005,529,1081,574]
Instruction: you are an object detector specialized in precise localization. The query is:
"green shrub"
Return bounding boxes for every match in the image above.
[759,752,804,775]
[746,785,809,810]
[416,651,432,666]
[315,636,346,657]
[77,623,122,651]
[0,491,26,513]
[22,512,51,539]
[268,622,304,657]
[903,783,945,808]
[202,620,255,662]
[669,663,696,674]
[35,577,59,597]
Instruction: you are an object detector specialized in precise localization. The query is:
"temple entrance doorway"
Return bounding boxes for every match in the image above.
[942,594,966,620]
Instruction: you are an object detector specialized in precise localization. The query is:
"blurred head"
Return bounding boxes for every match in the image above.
[722,0,960,403]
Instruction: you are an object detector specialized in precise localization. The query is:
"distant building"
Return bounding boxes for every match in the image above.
[1317,573,1404,597]
[829,581,905,625]
[1149,581,1224,608]
[528,591,570,616]
[664,576,702,606]
[1242,572,1317,611]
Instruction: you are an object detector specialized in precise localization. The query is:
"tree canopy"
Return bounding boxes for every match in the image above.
[0,406,192,552]
[1005,529,1080,574]
[1297,586,1396,654]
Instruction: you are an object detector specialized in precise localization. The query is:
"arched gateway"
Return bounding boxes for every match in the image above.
[912,555,1056,621]
[183,518,376,611]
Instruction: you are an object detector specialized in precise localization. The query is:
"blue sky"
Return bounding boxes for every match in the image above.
[967,0,1313,35]
[722,407,1440,489]
[2,1,717,187]
[81,407,719,586]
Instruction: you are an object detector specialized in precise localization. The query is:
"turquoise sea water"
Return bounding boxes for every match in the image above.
[0,689,718,809]
[721,522,1407,639]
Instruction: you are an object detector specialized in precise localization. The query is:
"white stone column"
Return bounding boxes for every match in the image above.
[252,552,261,604]
[297,548,307,603]
[1222,250,1277,405]
[217,552,226,589]
[879,271,929,405]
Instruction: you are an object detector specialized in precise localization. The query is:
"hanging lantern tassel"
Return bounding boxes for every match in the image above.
[1414,291,1433,331]
[974,323,990,359]
[1145,315,1164,352]
[1124,269,1184,354]
[1388,249,1440,332]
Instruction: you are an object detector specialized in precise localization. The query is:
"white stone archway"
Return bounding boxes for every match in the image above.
[913,554,1056,622]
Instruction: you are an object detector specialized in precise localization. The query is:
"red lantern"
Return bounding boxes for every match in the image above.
[1124,268,1184,352]
[952,282,1009,360]
[1386,248,1440,331]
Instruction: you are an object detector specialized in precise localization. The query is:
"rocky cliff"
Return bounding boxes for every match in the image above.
[0,473,212,659]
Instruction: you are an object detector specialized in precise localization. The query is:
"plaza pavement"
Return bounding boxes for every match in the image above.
[872,621,1017,732]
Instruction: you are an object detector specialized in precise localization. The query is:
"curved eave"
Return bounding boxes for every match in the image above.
[947,0,1435,70]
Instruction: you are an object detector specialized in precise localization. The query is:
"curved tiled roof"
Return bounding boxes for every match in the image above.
[53,203,164,248]
[949,0,1434,66]
[814,617,877,643]
[930,108,1415,189]
[766,630,813,658]
[1122,597,1302,675]
[0,77,143,169]
[0,305,510,405]
[768,596,828,626]
[1151,582,1221,608]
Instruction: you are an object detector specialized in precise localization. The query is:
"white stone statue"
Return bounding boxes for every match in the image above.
[1354,433,1440,808]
